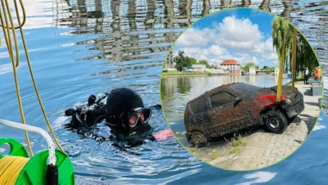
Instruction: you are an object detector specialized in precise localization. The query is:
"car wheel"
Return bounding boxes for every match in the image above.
[263,110,288,134]
[190,131,207,148]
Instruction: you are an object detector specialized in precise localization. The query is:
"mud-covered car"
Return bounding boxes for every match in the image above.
[184,83,304,147]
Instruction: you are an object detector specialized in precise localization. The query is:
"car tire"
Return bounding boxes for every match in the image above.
[190,131,207,148]
[262,110,288,134]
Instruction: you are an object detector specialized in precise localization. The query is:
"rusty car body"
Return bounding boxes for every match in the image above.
[184,83,304,147]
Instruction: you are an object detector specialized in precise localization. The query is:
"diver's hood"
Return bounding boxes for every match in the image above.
[106,88,144,121]
[105,88,154,144]
[106,88,144,116]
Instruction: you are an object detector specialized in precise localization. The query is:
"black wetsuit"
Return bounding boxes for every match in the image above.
[65,89,156,147]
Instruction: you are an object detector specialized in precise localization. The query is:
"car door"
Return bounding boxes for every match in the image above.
[207,91,245,136]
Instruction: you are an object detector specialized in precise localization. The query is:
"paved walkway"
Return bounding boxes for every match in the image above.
[188,81,321,171]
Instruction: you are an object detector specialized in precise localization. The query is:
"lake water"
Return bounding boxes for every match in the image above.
[0,0,327,184]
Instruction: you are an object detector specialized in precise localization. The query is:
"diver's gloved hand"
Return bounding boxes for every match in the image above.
[154,129,173,141]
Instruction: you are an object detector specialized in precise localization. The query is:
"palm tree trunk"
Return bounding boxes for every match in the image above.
[292,28,296,87]
[276,36,286,102]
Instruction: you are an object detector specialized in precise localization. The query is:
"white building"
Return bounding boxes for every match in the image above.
[249,66,256,75]
[220,59,241,76]
[275,67,279,76]
[205,68,228,74]
[275,67,288,78]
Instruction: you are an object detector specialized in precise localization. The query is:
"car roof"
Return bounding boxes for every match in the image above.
[188,83,262,105]
[208,83,262,97]
[230,83,262,95]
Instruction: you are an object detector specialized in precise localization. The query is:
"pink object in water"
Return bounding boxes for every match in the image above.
[154,129,174,141]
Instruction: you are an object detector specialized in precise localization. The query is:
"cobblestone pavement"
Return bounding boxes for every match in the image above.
[188,81,321,171]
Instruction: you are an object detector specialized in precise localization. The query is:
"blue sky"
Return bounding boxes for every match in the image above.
[173,8,278,68]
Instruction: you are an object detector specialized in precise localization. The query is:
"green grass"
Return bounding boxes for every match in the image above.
[211,149,219,160]
[296,76,304,81]
[287,75,304,86]
[230,137,247,154]
[189,148,197,153]
[230,147,241,154]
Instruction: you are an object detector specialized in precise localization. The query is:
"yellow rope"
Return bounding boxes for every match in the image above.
[0,0,33,155]
[13,0,65,153]
[0,156,29,185]
[0,0,25,29]
[0,0,65,153]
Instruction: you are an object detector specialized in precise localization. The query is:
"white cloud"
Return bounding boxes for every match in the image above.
[217,16,263,42]
[179,45,232,66]
[234,55,260,66]
[199,54,208,61]
[176,16,265,51]
[175,45,267,67]
[176,27,216,47]
[208,45,230,57]
[262,52,278,61]
[254,38,274,53]
[182,47,204,56]
[215,16,264,50]
[174,15,278,67]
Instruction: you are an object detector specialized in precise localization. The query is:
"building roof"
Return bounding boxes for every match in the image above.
[220,60,240,65]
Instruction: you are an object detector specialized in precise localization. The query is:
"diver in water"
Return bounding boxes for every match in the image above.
[65,88,171,147]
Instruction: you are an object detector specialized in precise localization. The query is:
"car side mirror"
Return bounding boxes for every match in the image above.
[234,97,242,106]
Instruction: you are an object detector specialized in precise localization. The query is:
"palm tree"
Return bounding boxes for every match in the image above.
[295,33,319,75]
[272,16,293,101]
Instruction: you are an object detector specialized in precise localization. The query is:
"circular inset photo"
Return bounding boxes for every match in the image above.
[160,8,323,171]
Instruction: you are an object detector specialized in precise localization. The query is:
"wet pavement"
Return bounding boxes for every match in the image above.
[188,81,321,171]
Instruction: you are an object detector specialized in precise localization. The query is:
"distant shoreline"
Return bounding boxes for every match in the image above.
[161,71,229,77]
[161,71,296,79]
